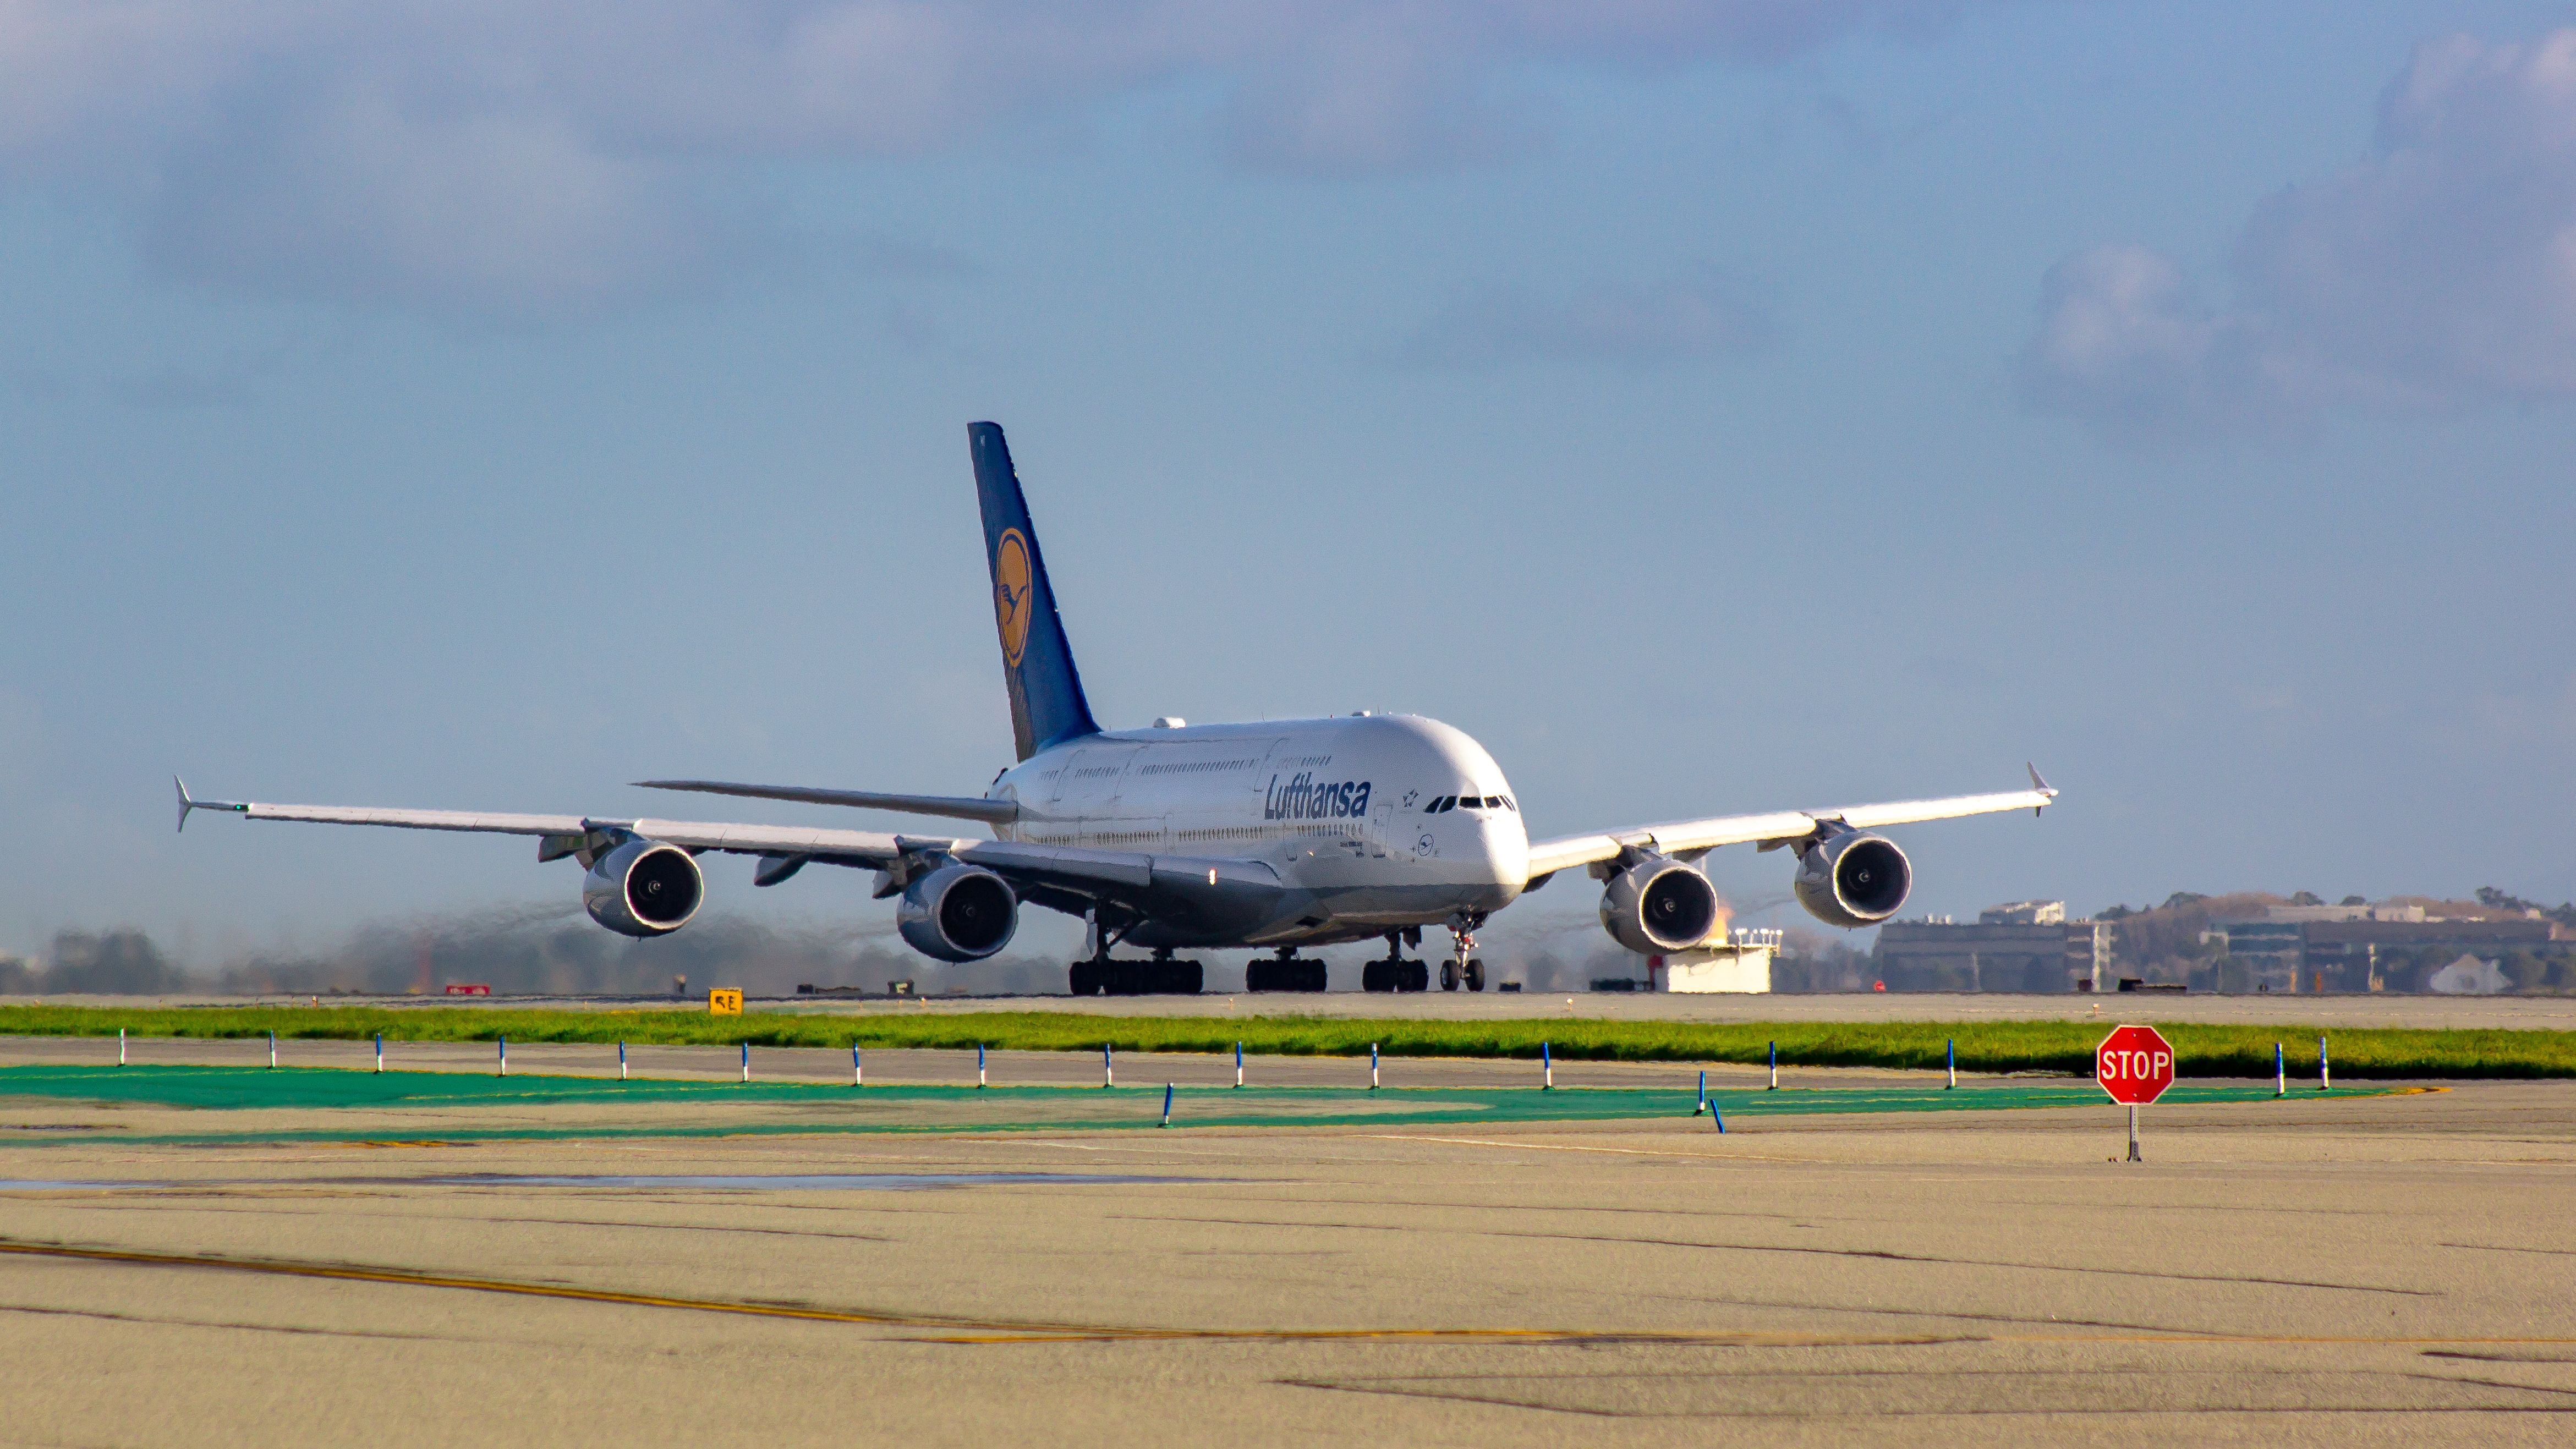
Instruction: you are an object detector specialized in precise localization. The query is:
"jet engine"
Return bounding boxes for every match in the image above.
[1793,831,1911,928]
[583,839,705,938]
[1598,856,1723,954]
[898,862,1020,962]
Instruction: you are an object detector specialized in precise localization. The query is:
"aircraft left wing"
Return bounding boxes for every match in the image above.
[172,778,1280,929]
[1522,766,2057,881]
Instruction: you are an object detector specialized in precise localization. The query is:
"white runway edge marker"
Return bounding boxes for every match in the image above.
[1768,1040,1777,1090]
[740,1041,749,1083]
[1235,1041,1244,1089]
[978,1042,987,1089]
[1103,1043,1114,1089]
[118,1028,125,1067]
[1371,1042,1379,1091]
[267,1030,277,1070]
[1160,1082,1174,1128]
[374,1033,383,1074]
[1542,1041,1553,1090]
[2276,1042,2285,1097]
[1947,1039,1957,1090]
[498,1036,507,1077]
[2320,1035,2330,1092]
[852,1045,862,1087]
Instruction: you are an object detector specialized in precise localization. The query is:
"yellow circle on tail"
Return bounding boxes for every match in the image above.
[994,529,1034,667]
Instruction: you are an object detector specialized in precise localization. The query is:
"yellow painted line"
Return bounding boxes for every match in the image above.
[0,1238,1039,1334]
[15,1236,2575,1352]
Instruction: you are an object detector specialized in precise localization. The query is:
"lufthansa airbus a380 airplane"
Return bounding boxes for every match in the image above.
[179,422,2056,995]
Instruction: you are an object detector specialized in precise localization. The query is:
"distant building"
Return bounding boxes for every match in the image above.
[1875,909,2109,992]
[2207,914,2564,991]
[1980,901,2065,926]
[2250,903,2426,924]
[2208,920,2307,991]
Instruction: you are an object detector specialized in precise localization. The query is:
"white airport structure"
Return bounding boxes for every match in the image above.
[1647,929,1785,993]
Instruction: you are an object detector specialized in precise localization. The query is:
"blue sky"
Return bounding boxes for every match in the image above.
[6,1,2575,967]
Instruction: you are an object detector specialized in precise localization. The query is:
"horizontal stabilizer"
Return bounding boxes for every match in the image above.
[636,779,1020,826]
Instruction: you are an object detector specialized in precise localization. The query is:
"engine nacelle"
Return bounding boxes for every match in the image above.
[583,839,705,938]
[1598,857,1723,954]
[1793,831,1912,928]
[897,863,1020,962]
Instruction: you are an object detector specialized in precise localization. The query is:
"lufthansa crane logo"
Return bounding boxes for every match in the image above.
[993,528,1034,667]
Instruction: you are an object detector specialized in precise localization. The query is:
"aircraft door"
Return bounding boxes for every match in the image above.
[1047,749,1089,810]
[1366,803,1391,859]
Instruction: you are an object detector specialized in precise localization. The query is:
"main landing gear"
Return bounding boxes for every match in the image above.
[1068,947,1203,997]
[1246,945,1327,994]
[1361,931,1429,993]
[1443,918,1486,992]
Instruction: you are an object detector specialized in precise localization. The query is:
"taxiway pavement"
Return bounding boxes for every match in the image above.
[2,1036,2573,1445]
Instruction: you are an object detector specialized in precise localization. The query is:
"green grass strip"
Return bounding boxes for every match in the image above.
[0,1003,2559,1079]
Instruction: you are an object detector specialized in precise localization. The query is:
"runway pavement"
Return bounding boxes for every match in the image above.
[3,1041,2574,1444]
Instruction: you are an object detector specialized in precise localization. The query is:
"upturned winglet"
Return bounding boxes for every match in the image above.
[174,776,246,833]
[2026,762,2057,814]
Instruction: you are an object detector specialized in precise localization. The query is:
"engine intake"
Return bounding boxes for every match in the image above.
[1794,831,1911,928]
[898,863,1020,962]
[1599,857,1723,954]
[583,839,705,938]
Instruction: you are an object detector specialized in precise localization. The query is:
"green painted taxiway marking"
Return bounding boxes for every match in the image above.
[0,1064,2359,1148]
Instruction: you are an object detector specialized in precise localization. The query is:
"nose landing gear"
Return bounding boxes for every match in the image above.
[1445,918,1486,992]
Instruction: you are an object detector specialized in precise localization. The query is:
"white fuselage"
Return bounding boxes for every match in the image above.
[986,713,1527,947]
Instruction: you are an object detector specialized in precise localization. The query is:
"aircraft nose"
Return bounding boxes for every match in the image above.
[1478,813,1530,894]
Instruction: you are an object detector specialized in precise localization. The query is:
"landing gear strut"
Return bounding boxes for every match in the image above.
[1066,917,1202,996]
[1361,932,1429,993]
[1447,918,1486,992]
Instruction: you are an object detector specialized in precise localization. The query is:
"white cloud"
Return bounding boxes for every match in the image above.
[0,0,1999,316]
[2023,29,2576,440]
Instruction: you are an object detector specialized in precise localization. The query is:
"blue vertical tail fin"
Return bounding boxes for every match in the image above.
[969,422,1101,761]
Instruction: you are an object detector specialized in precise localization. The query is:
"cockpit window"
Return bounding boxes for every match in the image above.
[1428,796,1452,813]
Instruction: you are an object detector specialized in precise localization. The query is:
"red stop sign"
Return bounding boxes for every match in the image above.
[2096,1025,2175,1106]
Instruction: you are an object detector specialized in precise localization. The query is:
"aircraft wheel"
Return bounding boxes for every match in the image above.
[1361,962,1389,993]
[1068,962,1099,996]
[1465,959,1485,992]
[1302,960,1329,992]
[1440,962,1457,991]
[1403,962,1429,993]
[1246,960,1274,993]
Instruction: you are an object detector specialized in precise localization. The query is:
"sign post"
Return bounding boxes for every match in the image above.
[2095,1024,2176,1162]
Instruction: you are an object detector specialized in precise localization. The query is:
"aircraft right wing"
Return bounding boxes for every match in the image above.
[1522,767,2058,881]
